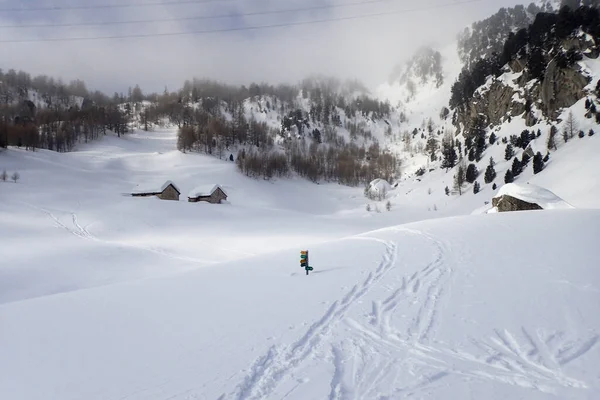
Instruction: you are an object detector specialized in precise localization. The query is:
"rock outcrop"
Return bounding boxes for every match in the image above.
[492,195,543,212]
[540,59,590,119]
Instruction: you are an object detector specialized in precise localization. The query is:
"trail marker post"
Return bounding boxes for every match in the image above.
[300,250,313,275]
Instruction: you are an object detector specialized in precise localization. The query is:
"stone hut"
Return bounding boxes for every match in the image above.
[492,194,543,212]
[188,184,228,204]
[132,180,181,201]
[491,183,574,213]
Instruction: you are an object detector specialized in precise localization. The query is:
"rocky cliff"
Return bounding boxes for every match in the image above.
[451,5,600,133]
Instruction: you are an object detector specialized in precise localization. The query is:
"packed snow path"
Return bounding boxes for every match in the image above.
[1,210,598,400]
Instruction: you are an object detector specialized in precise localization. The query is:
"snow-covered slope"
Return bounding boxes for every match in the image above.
[1,209,599,400]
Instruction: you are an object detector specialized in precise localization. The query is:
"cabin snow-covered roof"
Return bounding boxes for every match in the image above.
[368,178,393,194]
[188,184,227,198]
[493,183,574,210]
[132,180,180,194]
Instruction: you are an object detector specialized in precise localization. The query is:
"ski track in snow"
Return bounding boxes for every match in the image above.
[229,238,398,400]
[325,229,591,399]
[223,228,594,399]
[10,201,596,398]
[20,201,220,265]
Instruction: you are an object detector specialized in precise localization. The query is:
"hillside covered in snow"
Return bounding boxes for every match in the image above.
[2,1,600,399]
[1,126,600,399]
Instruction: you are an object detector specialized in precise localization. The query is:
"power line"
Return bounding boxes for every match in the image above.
[0,0,417,29]
[0,0,482,43]
[0,0,232,13]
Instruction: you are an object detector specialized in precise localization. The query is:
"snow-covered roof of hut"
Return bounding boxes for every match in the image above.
[132,180,180,194]
[494,183,574,210]
[368,179,393,194]
[188,184,227,198]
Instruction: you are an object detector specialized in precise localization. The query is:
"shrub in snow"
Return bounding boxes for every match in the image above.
[445,186,450,196]
[579,130,585,138]
[543,152,550,162]
[1,170,7,182]
[11,172,19,183]
[386,201,391,211]
[473,181,481,194]
[415,167,426,177]
[590,129,595,137]
[366,204,371,212]
[492,183,497,190]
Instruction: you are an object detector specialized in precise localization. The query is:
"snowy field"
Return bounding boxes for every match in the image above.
[1,128,600,399]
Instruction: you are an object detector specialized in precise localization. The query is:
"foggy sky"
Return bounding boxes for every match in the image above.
[0,0,529,95]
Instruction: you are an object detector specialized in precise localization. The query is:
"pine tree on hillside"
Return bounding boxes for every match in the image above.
[466,163,478,183]
[565,111,578,139]
[473,181,481,194]
[512,157,523,177]
[505,169,514,183]
[445,186,450,196]
[484,157,497,184]
[505,144,515,160]
[468,147,476,162]
[492,183,497,190]
[533,151,545,174]
[441,142,458,171]
[426,132,439,162]
[547,125,558,151]
[454,161,466,196]
[521,152,530,167]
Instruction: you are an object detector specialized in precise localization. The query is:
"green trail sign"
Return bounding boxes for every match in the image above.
[300,250,313,275]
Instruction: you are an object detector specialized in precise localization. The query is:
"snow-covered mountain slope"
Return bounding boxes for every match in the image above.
[2,119,600,304]
[1,122,600,399]
[1,208,599,400]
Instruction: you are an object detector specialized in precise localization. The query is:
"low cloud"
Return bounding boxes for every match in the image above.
[0,0,526,94]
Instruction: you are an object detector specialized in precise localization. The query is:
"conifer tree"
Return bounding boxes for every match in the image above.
[466,163,478,183]
[512,157,523,177]
[533,151,544,174]
[505,143,515,161]
[441,142,458,171]
[505,169,514,183]
[484,157,497,184]
[454,161,466,196]
[473,181,481,194]
[547,125,558,151]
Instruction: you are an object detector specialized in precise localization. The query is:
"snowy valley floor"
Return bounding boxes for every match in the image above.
[1,129,599,399]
